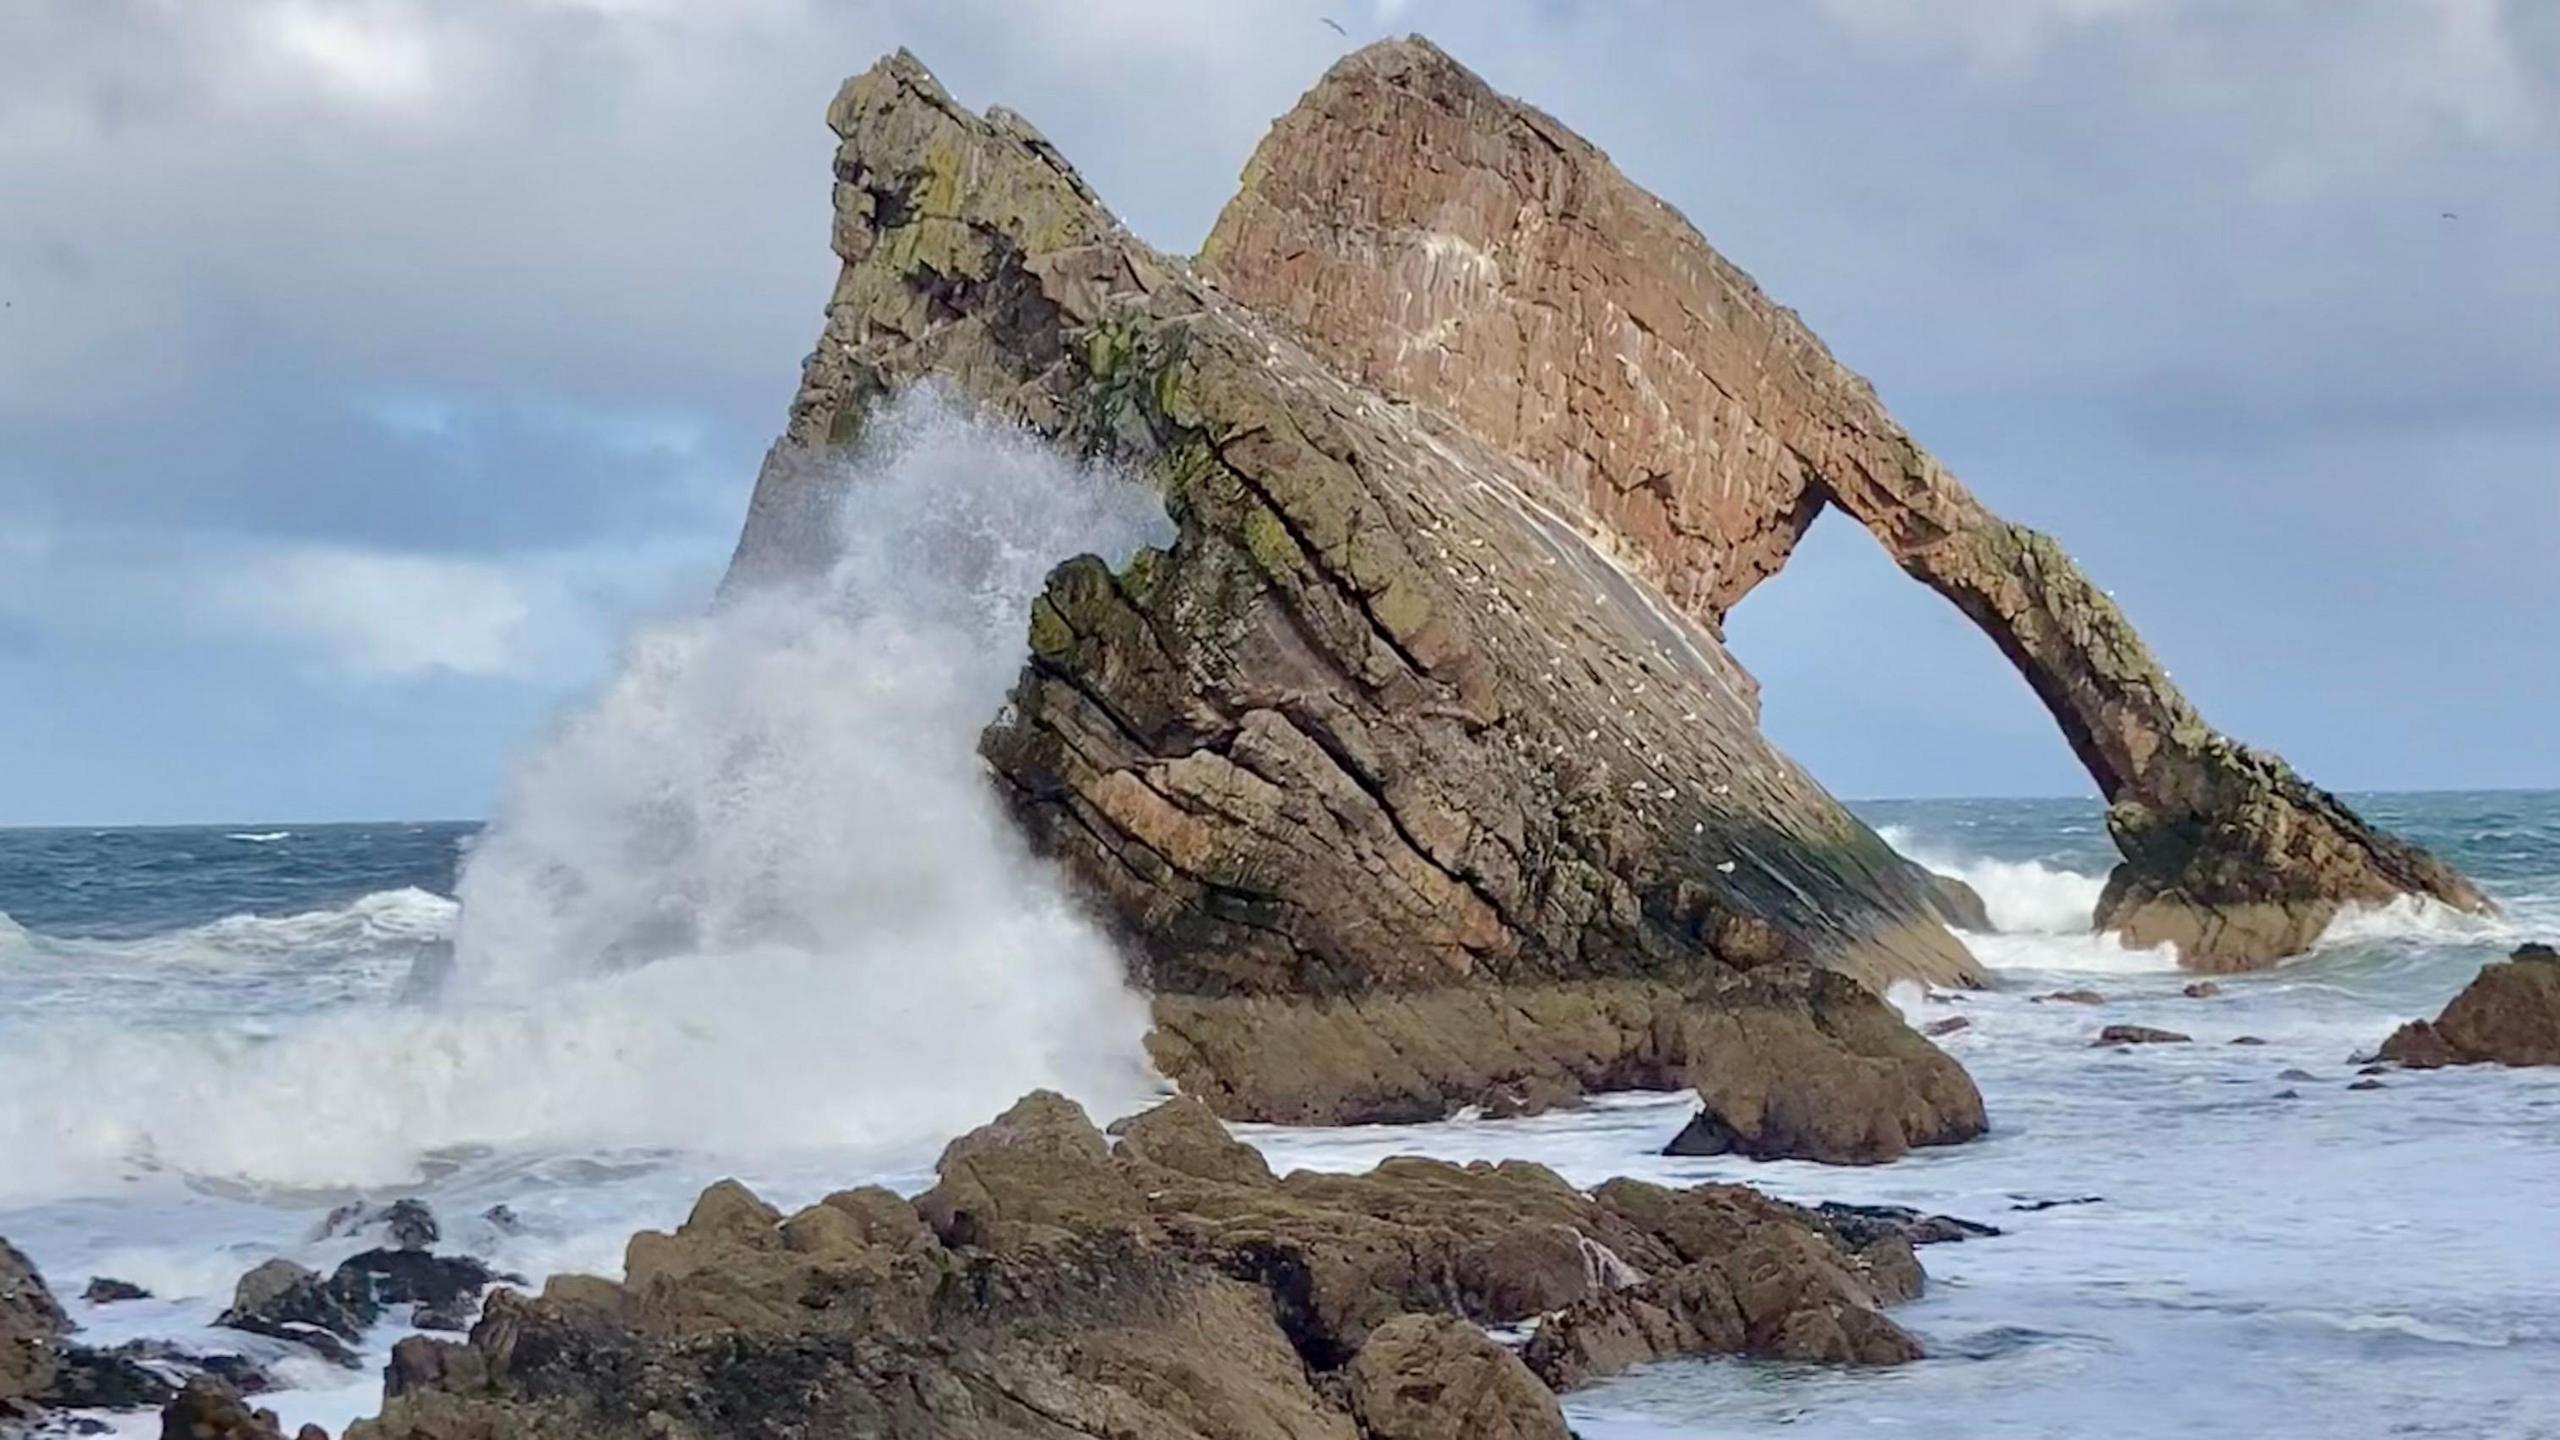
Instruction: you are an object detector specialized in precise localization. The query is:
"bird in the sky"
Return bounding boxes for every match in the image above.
[1321,16,1348,35]
[2441,211,2459,221]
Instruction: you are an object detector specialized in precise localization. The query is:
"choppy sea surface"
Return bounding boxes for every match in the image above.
[2,793,2554,1437]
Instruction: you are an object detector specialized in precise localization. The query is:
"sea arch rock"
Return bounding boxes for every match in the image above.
[727,49,1996,1134]
[1195,37,2488,970]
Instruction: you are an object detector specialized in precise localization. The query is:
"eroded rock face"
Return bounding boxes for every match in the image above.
[2375,945,2560,1068]
[1196,37,2487,970]
[725,46,2001,1133]
[346,1093,1927,1440]
[1148,970,1984,1159]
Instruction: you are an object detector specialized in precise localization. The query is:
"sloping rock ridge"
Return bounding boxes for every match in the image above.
[1194,38,2488,970]
[724,47,2002,1134]
[344,1093,1935,1440]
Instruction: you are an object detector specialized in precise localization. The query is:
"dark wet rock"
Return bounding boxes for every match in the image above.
[41,1346,174,1412]
[1923,1016,1971,1037]
[2274,1089,2303,1099]
[157,1378,288,1440]
[2357,1064,2390,1077]
[341,1092,1931,1440]
[78,1278,149,1307]
[217,1260,373,1351]
[2348,1078,2388,1091]
[2009,1196,2104,1213]
[478,1205,521,1236]
[2182,981,2224,998]
[2277,1068,2319,1081]
[2375,947,2560,1068]
[333,1249,504,1316]
[2229,1035,2267,1045]
[1348,1314,1569,1440]
[1813,1202,2001,1248]
[2094,1025,2191,1045]
[2035,989,2107,1005]
[379,1201,437,1254]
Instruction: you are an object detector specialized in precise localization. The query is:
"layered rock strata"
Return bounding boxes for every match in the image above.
[1195,38,2488,970]
[729,49,1994,1137]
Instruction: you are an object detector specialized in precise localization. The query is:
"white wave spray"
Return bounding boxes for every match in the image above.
[1877,824,2179,974]
[0,390,1171,1200]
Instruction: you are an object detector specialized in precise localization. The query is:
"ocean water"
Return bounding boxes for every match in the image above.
[6,798,2554,1437]
[3,398,2553,1435]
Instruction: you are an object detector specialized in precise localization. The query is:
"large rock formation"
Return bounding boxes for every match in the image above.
[2374,944,2560,1068]
[728,47,2001,1140]
[346,1093,1935,1440]
[1194,38,2488,970]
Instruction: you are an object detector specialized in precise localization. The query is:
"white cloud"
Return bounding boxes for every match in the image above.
[215,547,538,678]
[255,0,440,109]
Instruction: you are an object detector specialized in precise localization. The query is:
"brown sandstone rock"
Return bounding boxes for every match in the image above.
[2376,946,2560,1068]
[1196,37,2486,972]
[344,1094,1926,1440]
[1672,967,1987,1163]
[1347,1314,1569,1440]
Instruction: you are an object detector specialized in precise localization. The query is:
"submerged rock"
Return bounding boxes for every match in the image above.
[2375,945,2560,1068]
[2035,989,2107,1005]
[157,1378,302,1440]
[341,1093,1933,1440]
[2183,981,2224,998]
[1923,1016,1972,1036]
[80,1278,149,1306]
[2094,1025,2191,1046]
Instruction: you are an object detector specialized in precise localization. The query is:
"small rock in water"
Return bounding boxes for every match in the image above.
[2356,1064,2389,1077]
[2094,1025,2191,1046]
[1923,1016,1971,1037]
[2228,1035,2267,1046]
[2009,1195,2104,1213]
[1813,1201,2001,1247]
[2276,1068,2319,1081]
[481,1205,523,1235]
[2372,944,2560,1068]
[158,1377,290,1440]
[2182,981,2223,999]
[382,1199,439,1253]
[2274,1088,2302,1099]
[2348,1078,2387,1091]
[81,1276,149,1304]
[2035,989,2106,1005]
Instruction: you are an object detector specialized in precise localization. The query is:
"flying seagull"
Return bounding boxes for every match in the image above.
[2441,211,2459,220]
[1321,16,1348,35]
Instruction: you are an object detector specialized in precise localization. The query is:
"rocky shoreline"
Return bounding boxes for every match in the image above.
[6,1093,1996,1439]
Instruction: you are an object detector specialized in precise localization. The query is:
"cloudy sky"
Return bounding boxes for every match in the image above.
[1,0,2551,824]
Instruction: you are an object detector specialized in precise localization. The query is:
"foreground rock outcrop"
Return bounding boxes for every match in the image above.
[1192,39,2487,971]
[726,46,2000,1142]
[2374,944,2560,1068]
[346,1093,1937,1440]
